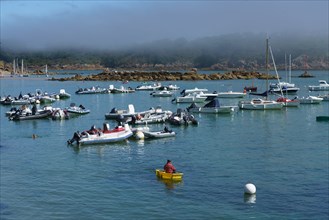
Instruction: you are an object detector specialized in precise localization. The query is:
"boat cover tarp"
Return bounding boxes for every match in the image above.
[203,99,220,108]
[249,90,270,97]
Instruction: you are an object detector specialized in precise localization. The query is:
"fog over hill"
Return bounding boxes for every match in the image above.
[1,33,328,70]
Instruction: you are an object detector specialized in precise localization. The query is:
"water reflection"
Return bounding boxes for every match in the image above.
[244,194,256,204]
[157,177,183,190]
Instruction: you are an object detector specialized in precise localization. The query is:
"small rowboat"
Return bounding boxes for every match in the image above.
[155,169,183,181]
[143,130,175,138]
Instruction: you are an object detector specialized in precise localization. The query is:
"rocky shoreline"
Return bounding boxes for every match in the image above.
[50,70,278,82]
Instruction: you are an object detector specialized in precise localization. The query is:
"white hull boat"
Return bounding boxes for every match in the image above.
[150,90,173,97]
[68,123,133,146]
[238,98,283,110]
[143,130,176,139]
[109,85,135,93]
[187,99,236,114]
[217,91,246,98]
[299,96,323,104]
[308,80,329,91]
[66,103,90,114]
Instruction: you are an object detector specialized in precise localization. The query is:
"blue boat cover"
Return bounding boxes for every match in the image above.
[204,99,220,108]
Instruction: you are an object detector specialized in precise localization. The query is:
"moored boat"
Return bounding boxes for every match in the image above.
[276,97,300,107]
[299,96,323,104]
[58,89,71,99]
[9,105,52,121]
[51,108,69,120]
[143,127,176,139]
[75,86,109,94]
[66,103,90,114]
[67,123,133,146]
[167,108,198,126]
[308,80,329,91]
[217,91,246,98]
[238,98,283,110]
[109,85,135,93]
[187,99,236,114]
[150,90,173,97]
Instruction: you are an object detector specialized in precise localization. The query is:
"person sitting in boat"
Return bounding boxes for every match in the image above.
[87,125,99,134]
[163,126,172,133]
[32,104,37,115]
[18,92,23,99]
[79,104,85,110]
[164,160,176,173]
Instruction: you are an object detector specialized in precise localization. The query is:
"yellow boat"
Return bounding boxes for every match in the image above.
[155,169,183,181]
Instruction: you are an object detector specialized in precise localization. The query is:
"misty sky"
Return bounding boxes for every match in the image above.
[1,0,328,51]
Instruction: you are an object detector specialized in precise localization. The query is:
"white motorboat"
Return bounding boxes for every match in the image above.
[58,89,71,99]
[66,103,90,114]
[299,96,323,104]
[270,81,296,89]
[105,105,167,120]
[181,87,208,95]
[135,83,161,91]
[52,108,69,120]
[166,84,180,90]
[143,127,176,139]
[308,80,329,91]
[173,92,216,103]
[130,110,172,125]
[269,86,300,94]
[75,86,109,94]
[167,109,198,126]
[109,85,135,93]
[217,91,247,98]
[173,93,207,103]
[67,123,133,146]
[238,98,283,110]
[150,90,173,97]
[317,94,329,101]
[187,99,237,114]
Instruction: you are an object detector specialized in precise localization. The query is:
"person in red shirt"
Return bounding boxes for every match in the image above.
[164,160,176,173]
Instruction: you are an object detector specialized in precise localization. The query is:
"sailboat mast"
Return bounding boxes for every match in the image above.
[265,37,269,100]
[21,59,24,74]
[13,59,16,74]
[289,54,292,83]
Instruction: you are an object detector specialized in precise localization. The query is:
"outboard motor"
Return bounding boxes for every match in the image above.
[110,107,117,113]
[67,131,81,145]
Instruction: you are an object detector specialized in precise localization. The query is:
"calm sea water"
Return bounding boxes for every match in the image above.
[1,70,328,219]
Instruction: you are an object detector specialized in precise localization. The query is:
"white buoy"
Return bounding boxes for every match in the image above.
[135,131,144,140]
[55,95,60,99]
[244,183,256,194]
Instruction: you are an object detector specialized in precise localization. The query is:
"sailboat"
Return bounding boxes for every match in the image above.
[269,54,300,94]
[238,37,283,110]
[274,54,300,107]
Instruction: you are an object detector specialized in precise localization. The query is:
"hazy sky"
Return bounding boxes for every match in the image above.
[1,0,328,51]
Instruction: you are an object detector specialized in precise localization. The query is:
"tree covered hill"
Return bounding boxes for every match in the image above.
[1,33,328,70]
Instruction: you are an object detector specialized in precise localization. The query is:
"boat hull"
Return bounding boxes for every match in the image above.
[78,130,133,145]
[238,99,283,110]
[188,106,235,114]
[155,169,183,181]
[143,131,176,138]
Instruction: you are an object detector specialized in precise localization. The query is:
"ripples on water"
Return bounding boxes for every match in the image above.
[1,71,328,219]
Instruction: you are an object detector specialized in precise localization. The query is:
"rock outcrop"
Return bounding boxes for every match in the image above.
[50,70,278,82]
